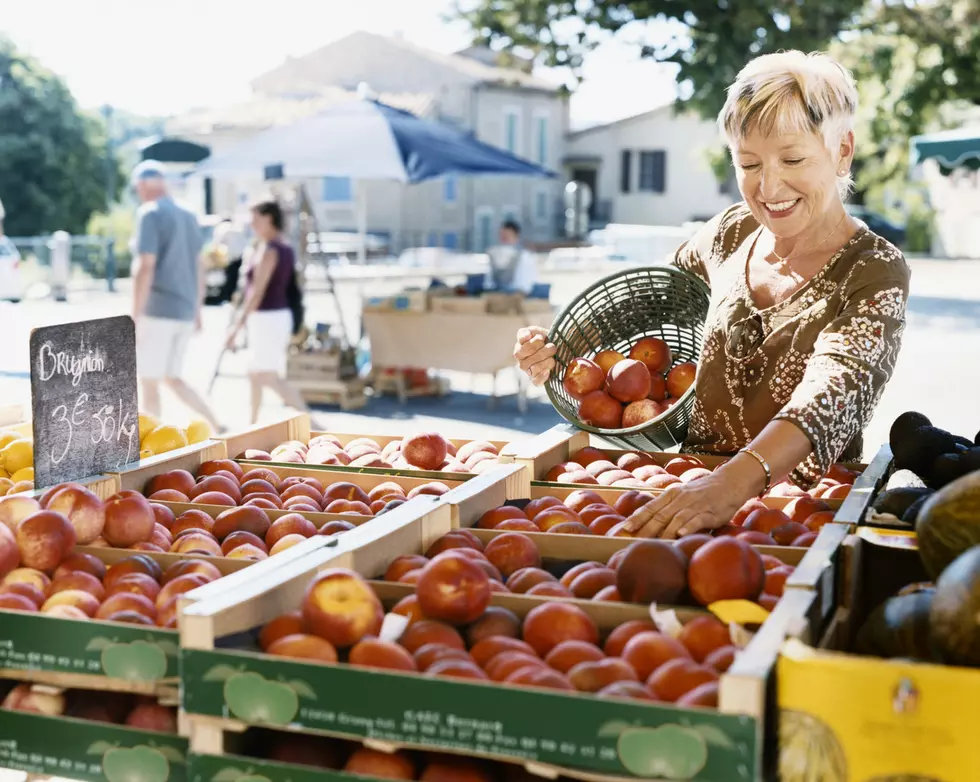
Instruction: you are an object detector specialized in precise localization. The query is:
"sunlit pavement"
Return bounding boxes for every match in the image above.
[3,257,980,453]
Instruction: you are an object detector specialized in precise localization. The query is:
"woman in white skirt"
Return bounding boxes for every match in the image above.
[224,200,312,423]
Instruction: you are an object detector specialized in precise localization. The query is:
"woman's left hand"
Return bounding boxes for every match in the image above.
[224,329,239,352]
[622,473,747,539]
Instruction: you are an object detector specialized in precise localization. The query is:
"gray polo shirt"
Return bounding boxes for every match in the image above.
[135,196,203,321]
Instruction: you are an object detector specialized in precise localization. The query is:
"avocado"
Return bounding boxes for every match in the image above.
[889,411,932,452]
[961,447,980,474]
[891,425,964,479]
[872,487,934,518]
[885,470,928,491]
[902,494,932,524]
[930,453,972,489]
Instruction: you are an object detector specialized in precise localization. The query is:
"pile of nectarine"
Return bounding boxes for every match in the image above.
[561,337,696,429]
[0,549,224,628]
[542,448,857,503]
[383,529,793,610]
[472,490,826,548]
[143,459,450,520]
[237,433,505,475]
[257,559,754,706]
[1,681,177,731]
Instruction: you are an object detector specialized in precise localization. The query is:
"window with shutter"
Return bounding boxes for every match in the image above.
[620,150,632,193]
[639,151,666,193]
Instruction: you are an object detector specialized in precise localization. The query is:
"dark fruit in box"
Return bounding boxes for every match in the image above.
[929,546,980,665]
[666,361,697,398]
[855,588,942,662]
[915,472,980,579]
[687,537,765,605]
[578,391,623,429]
[605,359,651,403]
[562,358,606,401]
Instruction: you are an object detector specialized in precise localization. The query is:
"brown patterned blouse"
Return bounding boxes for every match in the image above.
[672,202,910,489]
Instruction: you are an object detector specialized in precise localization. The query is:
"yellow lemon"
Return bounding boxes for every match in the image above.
[139,448,153,460]
[185,419,212,444]
[141,425,189,456]
[0,467,8,480]
[0,431,22,449]
[138,413,161,443]
[1,439,33,475]
[0,478,12,497]
[10,467,34,484]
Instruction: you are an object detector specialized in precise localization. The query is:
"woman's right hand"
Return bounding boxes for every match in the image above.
[514,326,557,386]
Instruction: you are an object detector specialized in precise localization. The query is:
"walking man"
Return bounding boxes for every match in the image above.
[131,160,222,431]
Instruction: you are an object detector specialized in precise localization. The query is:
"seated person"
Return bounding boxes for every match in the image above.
[486,220,537,295]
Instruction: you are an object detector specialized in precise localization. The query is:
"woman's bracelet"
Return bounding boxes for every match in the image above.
[739,447,772,496]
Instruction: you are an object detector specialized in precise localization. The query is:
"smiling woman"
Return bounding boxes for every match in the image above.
[514,50,911,540]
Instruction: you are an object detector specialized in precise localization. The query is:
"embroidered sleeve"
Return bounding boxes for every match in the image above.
[669,202,752,288]
[774,246,910,488]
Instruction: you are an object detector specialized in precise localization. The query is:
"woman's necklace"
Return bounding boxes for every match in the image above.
[769,212,848,266]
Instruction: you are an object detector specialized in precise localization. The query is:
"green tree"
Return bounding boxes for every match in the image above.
[0,38,121,236]
[454,0,865,119]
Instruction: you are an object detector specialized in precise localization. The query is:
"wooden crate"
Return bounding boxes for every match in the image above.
[832,442,904,528]
[26,472,120,501]
[109,440,229,492]
[295,377,368,410]
[179,500,820,782]
[286,349,357,382]
[777,536,980,782]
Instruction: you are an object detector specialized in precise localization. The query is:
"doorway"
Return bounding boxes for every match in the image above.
[570,168,598,220]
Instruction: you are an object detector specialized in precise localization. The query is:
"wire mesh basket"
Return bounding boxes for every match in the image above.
[545,265,711,451]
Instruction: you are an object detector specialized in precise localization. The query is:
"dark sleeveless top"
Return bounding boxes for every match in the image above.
[247,237,294,311]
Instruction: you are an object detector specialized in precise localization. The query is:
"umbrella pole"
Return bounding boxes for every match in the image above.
[357,182,368,264]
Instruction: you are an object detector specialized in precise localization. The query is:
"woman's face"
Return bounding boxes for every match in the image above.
[250,209,274,239]
[732,126,853,239]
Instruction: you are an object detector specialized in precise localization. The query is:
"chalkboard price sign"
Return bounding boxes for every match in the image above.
[29,316,140,488]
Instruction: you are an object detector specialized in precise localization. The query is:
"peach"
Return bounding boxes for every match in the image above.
[474,506,524,530]
[737,531,777,546]
[666,361,697,397]
[16,510,76,572]
[603,619,658,656]
[622,399,664,428]
[605,359,651,403]
[664,457,701,477]
[155,599,180,628]
[399,620,465,654]
[0,593,37,611]
[544,640,605,673]
[556,561,600,589]
[526,581,573,597]
[407,482,451,499]
[455,440,498,464]
[648,658,718,702]
[425,531,482,558]
[493,519,539,533]
[0,523,17,581]
[398,569,423,585]
[264,515,317,547]
[345,749,415,781]
[303,569,384,647]
[267,633,339,663]
[579,503,617,524]
[41,589,100,616]
[381,555,428,583]
[349,638,418,672]
[198,459,245,481]
[285,500,321,514]
[191,476,242,505]
[677,680,720,708]
[392,594,425,625]
[688,537,765,605]
[607,549,629,570]
[213,506,271,541]
[677,616,731,662]
[758,593,780,610]
[592,585,621,602]
[505,567,556,594]
[505,665,574,691]
[172,512,216,538]
[469,637,536,669]
[150,503,175,530]
[583,459,618,478]
[535,508,581,532]
[548,521,591,535]
[280,484,323,506]
[645,474,683,491]
[765,565,795,597]
[616,540,688,604]
[596,469,633,486]
[160,560,221,585]
[104,555,162,587]
[783,496,831,525]
[743,508,792,535]
[466,606,521,646]
[588,514,624,536]
[570,567,617,599]
[486,651,548,681]
[577,390,623,429]
[240,479,279,498]
[131,542,166,554]
[260,611,307,651]
[44,485,105,544]
[760,554,785,572]
[562,490,606,514]
[270,534,307,555]
[170,533,223,557]
[240,449,272,461]
[45,605,92,620]
[156,573,209,608]
[146,470,196,498]
[241,467,282,487]
[319,482,370,507]
[3,568,50,593]
[0,582,45,606]
[49,571,106,601]
[620,631,690,679]
[125,703,179,732]
[630,336,672,374]
[674,534,713,560]
[804,511,836,532]
[598,680,659,701]
[568,658,639,692]
[483,533,540,578]
[617,453,657,472]
[220,531,268,555]
[679,467,712,483]
[562,358,605,401]
[632,464,667,482]
[401,432,450,471]
[704,645,736,673]
[771,522,810,546]
[592,350,625,375]
[791,532,818,547]
[103,492,156,547]
[417,552,491,625]
[0,495,41,534]
[323,499,372,516]
[731,498,768,527]
[768,480,807,498]
[614,490,654,517]
[522,602,599,656]
[194,491,238,507]
[226,543,269,561]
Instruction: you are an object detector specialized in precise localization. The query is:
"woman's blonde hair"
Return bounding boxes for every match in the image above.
[718,50,859,195]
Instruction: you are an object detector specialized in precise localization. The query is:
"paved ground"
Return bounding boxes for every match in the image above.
[2,257,979,456]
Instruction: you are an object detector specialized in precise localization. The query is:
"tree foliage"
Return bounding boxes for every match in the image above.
[454,0,865,119]
[0,38,121,236]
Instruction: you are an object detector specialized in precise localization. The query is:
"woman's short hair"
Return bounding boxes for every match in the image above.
[719,50,858,192]
[251,199,284,231]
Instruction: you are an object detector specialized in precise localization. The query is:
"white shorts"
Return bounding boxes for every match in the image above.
[137,316,194,380]
[246,309,292,374]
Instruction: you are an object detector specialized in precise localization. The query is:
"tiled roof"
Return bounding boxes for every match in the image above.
[166,87,436,135]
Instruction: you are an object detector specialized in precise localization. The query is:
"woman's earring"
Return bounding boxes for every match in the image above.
[838,169,847,176]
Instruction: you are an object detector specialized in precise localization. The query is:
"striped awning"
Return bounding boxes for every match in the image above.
[910,126,980,170]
